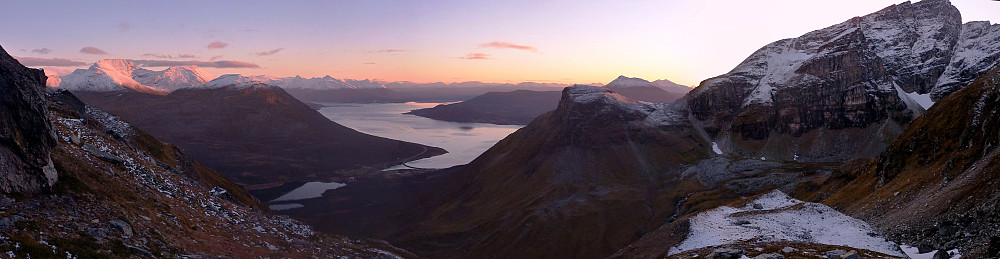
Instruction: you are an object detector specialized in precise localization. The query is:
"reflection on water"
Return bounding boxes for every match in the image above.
[318,102,522,169]
[268,203,304,211]
[271,182,347,202]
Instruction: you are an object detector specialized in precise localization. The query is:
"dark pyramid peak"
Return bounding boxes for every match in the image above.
[0,44,57,193]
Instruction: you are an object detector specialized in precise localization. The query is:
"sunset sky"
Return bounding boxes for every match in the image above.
[3,0,999,86]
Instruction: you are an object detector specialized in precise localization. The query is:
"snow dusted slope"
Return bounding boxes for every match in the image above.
[668,190,904,257]
[133,65,211,91]
[933,21,1000,99]
[60,59,166,94]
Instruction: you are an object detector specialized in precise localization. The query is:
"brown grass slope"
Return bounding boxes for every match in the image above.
[823,65,1000,257]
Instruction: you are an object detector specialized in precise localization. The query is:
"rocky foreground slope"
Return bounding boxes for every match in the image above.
[0,45,412,257]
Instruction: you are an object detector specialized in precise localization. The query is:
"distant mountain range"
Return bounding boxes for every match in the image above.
[52,59,692,103]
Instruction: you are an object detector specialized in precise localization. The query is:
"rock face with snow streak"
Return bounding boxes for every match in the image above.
[687,0,1000,162]
[603,75,685,103]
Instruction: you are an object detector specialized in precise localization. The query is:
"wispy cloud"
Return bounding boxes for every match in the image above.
[255,48,284,56]
[30,48,52,54]
[117,22,130,32]
[209,55,224,61]
[14,56,87,67]
[79,47,108,55]
[369,49,407,53]
[479,41,537,52]
[459,53,492,60]
[142,53,197,59]
[363,62,376,65]
[207,41,229,49]
[129,59,260,68]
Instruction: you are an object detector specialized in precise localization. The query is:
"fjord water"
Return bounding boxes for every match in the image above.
[318,102,522,169]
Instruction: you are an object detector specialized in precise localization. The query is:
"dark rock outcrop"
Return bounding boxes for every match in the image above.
[0,45,57,193]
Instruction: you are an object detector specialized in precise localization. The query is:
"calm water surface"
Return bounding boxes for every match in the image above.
[318,102,522,170]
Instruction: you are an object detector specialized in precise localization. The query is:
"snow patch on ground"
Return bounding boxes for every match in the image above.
[712,142,723,155]
[668,190,904,257]
[900,245,962,259]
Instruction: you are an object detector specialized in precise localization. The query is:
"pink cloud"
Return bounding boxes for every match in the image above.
[129,59,260,68]
[14,56,87,67]
[79,46,108,55]
[479,41,537,52]
[142,53,197,59]
[369,49,407,53]
[255,48,284,56]
[207,41,229,49]
[459,53,492,60]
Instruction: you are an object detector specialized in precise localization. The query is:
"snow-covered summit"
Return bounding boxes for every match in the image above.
[564,85,684,126]
[604,75,656,89]
[59,59,213,94]
[202,74,280,89]
[134,65,211,91]
[60,59,166,94]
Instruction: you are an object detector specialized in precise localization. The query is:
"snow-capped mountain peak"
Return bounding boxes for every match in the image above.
[133,65,211,91]
[59,59,167,94]
[604,75,656,89]
[202,74,280,88]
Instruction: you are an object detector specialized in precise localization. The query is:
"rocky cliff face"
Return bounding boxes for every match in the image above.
[823,64,1000,257]
[0,45,57,193]
[687,0,999,162]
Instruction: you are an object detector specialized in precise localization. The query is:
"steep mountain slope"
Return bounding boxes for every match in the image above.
[0,44,414,258]
[822,64,1000,257]
[687,0,1000,162]
[404,90,562,125]
[74,75,444,185]
[604,75,685,103]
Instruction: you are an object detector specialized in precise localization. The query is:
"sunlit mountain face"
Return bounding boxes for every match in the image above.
[1,0,999,258]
